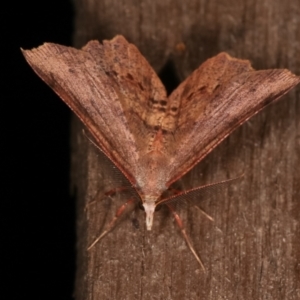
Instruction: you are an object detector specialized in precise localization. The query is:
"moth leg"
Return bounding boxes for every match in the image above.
[85,186,131,210]
[87,198,135,250]
[187,200,214,222]
[167,204,206,271]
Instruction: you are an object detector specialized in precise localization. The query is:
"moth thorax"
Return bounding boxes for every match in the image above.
[142,200,156,230]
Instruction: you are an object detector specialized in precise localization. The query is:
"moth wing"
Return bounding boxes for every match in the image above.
[163,53,300,185]
[22,36,167,184]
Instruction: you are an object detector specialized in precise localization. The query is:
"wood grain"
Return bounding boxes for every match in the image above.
[71,0,300,299]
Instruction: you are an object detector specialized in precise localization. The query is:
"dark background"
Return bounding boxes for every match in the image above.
[3,1,75,299]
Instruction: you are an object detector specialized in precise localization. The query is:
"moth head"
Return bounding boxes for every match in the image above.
[142,200,156,230]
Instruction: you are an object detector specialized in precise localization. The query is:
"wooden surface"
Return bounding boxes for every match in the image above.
[72,0,300,299]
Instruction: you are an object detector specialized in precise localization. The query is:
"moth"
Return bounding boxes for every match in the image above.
[22,35,300,269]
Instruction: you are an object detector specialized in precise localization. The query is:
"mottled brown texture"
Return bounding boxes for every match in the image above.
[22,30,300,299]
[22,37,299,199]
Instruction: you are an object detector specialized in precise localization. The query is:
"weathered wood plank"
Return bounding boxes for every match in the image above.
[72,1,300,299]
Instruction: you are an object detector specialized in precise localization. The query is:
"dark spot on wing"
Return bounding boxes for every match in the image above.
[150,99,159,104]
[198,86,206,92]
[126,73,134,80]
[105,70,118,77]
[213,84,220,91]
[138,82,144,91]
[187,92,195,100]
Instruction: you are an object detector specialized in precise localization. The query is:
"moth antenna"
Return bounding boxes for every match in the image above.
[87,198,135,250]
[157,174,244,206]
[167,204,206,271]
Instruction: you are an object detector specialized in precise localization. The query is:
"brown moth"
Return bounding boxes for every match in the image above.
[22,35,300,269]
